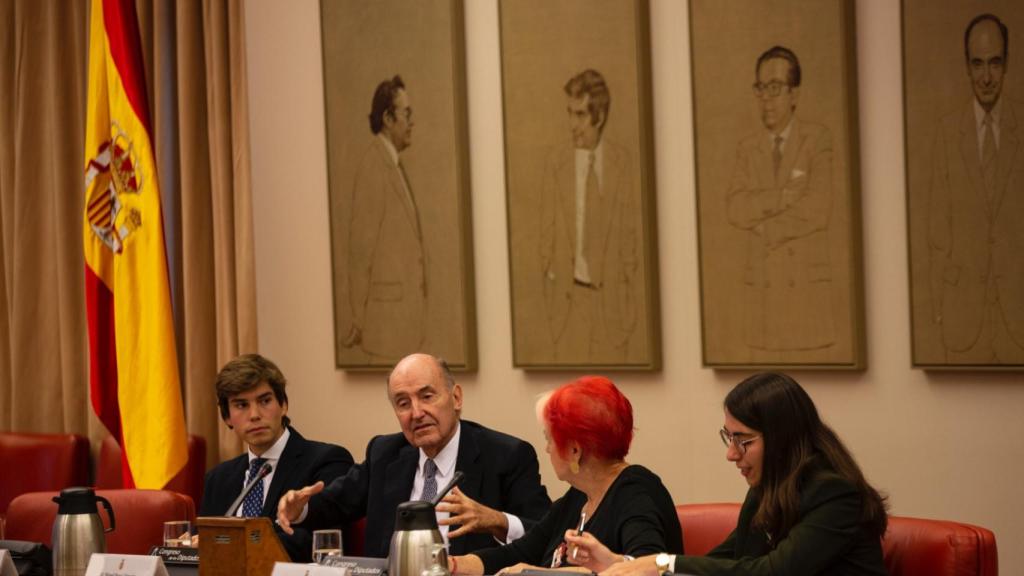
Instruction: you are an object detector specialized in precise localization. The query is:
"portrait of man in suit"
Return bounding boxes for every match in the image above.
[539,69,640,364]
[342,75,427,363]
[928,13,1024,364]
[200,354,355,562]
[727,46,837,353]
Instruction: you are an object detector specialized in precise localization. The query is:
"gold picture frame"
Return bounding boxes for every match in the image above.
[499,0,661,370]
[902,1,1024,369]
[690,0,866,369]
[320,0,477,370]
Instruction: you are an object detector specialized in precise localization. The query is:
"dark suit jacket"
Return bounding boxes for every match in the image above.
[200,427,355,562]
[674,467,887,576]
[305,419,551,558]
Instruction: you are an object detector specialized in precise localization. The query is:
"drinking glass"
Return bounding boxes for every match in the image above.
[312,529,343,564]
[163,520,193,547]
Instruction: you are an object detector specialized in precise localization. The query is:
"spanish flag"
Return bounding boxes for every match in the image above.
[83,0,187,490]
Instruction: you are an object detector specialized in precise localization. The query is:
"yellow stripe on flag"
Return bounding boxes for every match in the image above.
[83,0,187,490]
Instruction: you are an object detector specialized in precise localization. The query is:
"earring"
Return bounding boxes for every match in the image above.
[570,460,580,474]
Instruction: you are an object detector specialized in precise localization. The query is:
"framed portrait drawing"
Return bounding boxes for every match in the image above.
[500,0,661,370]
[320,0,477,370]
[903,1,1024,369]
[690,0,865,369]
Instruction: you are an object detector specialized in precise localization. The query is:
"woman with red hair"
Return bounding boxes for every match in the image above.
[450,376,683,575]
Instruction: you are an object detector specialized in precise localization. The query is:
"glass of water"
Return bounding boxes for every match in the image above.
[163,520,193,547]
[312,529,343,564]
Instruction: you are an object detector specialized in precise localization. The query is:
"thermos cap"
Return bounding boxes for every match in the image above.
[394,500,439,531]
[52,487,100,515]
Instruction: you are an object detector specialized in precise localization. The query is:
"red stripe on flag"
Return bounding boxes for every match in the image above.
[85,265,121,444]
[101,0,153,135]
[88,191,109,211]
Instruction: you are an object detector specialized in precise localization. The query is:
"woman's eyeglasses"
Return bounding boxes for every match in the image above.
[719,428,761,455]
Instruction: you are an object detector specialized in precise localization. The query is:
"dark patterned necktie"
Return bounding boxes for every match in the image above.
[420,458,438,502]
[241,457,267,517]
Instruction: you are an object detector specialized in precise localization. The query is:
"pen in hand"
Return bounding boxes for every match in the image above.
[571,510,587,561]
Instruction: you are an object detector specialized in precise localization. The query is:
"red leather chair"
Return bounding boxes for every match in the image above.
[343,517,366,557]
[0,432,89,519]
[4,489,195,555]
[883,515,997,576]
[95,434,206,507]
[675,503,998,576]
[675,503,740,555]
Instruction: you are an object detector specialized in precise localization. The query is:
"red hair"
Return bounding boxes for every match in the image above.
[542,376,634,461]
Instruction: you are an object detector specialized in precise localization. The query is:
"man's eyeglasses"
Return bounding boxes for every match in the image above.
[719,428,761,455]
[752,81,790,98]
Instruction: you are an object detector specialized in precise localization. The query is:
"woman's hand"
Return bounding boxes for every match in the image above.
[563,530,621,573]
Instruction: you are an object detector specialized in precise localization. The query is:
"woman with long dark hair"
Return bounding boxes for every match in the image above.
[570,372,888,576]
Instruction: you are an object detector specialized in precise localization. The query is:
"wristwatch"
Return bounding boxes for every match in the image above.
[655,553,674,574]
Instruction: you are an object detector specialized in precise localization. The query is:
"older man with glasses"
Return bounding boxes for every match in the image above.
[725,45,837,360]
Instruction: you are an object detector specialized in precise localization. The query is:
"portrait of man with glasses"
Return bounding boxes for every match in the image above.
[725,45,837,357]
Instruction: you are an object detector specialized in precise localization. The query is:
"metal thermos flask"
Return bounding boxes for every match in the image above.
[388,500,449,576]
[51,487,116,576]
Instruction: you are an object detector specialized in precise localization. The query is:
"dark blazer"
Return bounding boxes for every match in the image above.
[673,468,887,576]
[475,465,683,574]
[200,427,355,562]
[305,419,552,558]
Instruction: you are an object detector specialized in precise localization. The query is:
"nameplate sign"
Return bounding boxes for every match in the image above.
[321,555,387,576]
[85,554,169,576]
[150,546,199,565]
[271,562,350,576]
[0,550,17,576]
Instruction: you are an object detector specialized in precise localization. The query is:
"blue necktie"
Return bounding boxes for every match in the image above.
[241,457,267,517]
[419,459,438,502]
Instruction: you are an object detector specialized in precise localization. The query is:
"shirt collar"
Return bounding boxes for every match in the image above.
[973,96,1003,129]
[768,117,794,144]
[575,139,604,166]
[419,421,460,477]
[249,426,290,463]
[378,132,400,166]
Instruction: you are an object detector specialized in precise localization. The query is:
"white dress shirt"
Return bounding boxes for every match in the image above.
[573,141,605,285]
[973,97,1003,160]
[411,423,525,547]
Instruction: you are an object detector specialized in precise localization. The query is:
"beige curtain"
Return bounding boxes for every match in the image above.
[0,0,256,472]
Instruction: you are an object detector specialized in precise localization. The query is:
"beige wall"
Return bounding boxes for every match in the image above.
[245,0,1024,572]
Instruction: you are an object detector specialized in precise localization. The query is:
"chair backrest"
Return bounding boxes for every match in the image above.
[95,434,206,507]
[5,489,195,555]
[675,503,740,556]
[675,503,999,576]
[883,515,998,576]
[343,517,366,557]
[0,432,89,516]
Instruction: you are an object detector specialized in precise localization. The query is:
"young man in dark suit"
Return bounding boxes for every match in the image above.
[276,353,551,558]
[200,354,354,561]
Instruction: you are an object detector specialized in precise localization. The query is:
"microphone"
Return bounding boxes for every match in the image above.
[430,470,465,506]
[225,461,273,517]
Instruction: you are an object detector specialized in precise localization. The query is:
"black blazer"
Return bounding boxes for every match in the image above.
[673,468,887,576]
[200,427,355,562]
[306,419,552,558]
